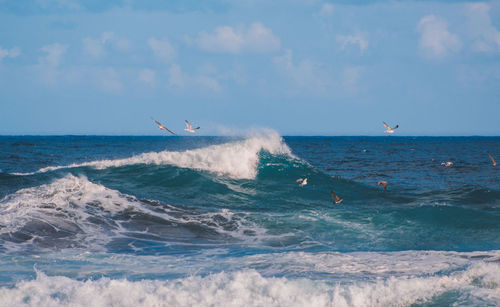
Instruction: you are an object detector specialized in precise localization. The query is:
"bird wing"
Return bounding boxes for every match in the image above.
[392,125,399,130]
[489,153,496,165]
[152,118,175,135]
[194,127,200,130]
[383,122,390,130]
[152,118,162,126]
[163,126,175,135]
[378,181,387,188]
[185,120,192,130]
[330,190,340,202]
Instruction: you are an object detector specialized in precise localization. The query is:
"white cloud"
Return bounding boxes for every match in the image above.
[40,43,68,67]
[319,3,334,17]
[9,47,21,57]
[168,64,221,93]
[273,49,329,93]
[138,68,156,86]
[192,22,280,54]
[0,46,21,61]
[34,43,69,85]
[148,37,176,63]
[83,32,130,58]
[465,3,500,53]
[315,3,334,35]
[83,37,105,58]
[417,15,461,59]
[336,32,368,52]
[0,49,7,60]
[35,44,124,93]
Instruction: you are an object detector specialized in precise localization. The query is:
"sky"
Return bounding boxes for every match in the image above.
[1,0,500,136]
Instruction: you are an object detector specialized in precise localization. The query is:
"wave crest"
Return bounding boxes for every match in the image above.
[1,262,500,307]
[14,132,293,180]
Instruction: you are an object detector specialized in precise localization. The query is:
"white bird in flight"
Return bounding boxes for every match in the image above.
[441,161,453,167]
[184,120,200,133]
[383,122,399,134]
[152,118,175,135]
[296,178,308,186]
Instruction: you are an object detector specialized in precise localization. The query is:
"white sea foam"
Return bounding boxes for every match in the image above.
[0,175,273,250]
[1,260,499,307]
[13,132,293,179]
[0,175,144,249]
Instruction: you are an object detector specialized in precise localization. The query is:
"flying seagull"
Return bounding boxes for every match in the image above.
[377,181,388,190]
[296,178,308,186]
[441,161,453,167]
[488,153,498,166]
[330,189,343,204]
[152,118,175,135]
[184,120,200,133]
[383,122,399,134]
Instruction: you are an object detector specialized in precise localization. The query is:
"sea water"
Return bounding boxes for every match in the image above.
[0,133,499,306]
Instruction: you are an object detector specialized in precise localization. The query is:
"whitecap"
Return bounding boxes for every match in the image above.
[12,132,294,180]
[1,260,499,307]
[0,175,276,251]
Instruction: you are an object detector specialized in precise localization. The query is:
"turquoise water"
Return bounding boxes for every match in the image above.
[1,134,499,306]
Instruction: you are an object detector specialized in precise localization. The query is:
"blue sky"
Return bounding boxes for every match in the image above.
[1,0,500,135]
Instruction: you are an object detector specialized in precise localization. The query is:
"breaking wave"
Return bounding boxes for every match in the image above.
[1,260,499,307]
[12,133,294,180]
[0,175,273,252]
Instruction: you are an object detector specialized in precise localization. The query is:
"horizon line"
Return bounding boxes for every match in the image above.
[1,134,500,138]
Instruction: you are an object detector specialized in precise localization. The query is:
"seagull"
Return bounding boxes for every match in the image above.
[330,189,343,204]
[383,122,399,134]
[441,161,453,167]
[377,181,388,190]
[152,118,175,135]
[488,153,498,166]
[184,120,200,133]
[296,178,308,186]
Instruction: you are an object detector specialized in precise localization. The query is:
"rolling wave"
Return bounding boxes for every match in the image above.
[12,133,294,180]
[1,259,499,306]
[0,175,275,252]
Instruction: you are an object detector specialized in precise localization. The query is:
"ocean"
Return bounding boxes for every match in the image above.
[0,133,499,306]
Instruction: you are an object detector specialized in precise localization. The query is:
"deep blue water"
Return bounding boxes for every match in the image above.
[1,134,499,306]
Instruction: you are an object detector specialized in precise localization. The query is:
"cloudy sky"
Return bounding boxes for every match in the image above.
[1,0,500,135]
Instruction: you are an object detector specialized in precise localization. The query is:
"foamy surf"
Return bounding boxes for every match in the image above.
[0,175,275,252]
[1,260,499,307]
[12,132,294,180]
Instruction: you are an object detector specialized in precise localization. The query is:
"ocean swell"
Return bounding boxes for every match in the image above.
[13,133,294,180]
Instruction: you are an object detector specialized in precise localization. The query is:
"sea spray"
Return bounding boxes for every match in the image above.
[13,132,294,179]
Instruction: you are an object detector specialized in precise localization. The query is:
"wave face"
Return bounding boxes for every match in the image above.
[12,133,293,179]
[0,175,273,253]
[1,134,500,305]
